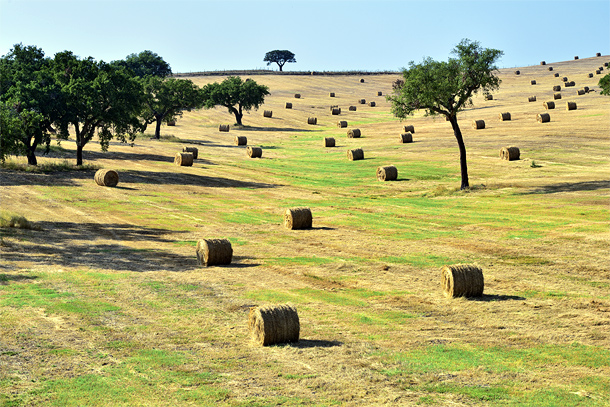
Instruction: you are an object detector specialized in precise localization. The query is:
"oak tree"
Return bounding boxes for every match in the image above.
[387,39,503,189]
[263,50,296,72]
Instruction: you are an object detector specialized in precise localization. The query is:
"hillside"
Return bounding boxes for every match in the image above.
[1,55,609,406]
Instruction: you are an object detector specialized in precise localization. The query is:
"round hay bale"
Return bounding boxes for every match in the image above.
[540,61,546,65]
[196,238,232,267]
[349,105,357,111]
[574,56,579,60]
[554,73,559,77]
[588,73,594,78]
[543,101,555,109]
[441,264,484,298]
[234,135,247,146]
[337,120,347,128]
[583,86,590,93]
[605,62,609,67]
[285,102,292,109]
[377,91,383,96]
[167,120,176,126]
[498,112,511,121]
[528,96,537,102]
[404,125,415,133]
[219,124,230,132]
[554,93,562,100]
[359,99,366,104]
[537,113,551,123]
[347,128,361,138]
[294,94,301,98]
[472,119,485,130]
[248,304,300,346]
[565,81,575,87]
[331,107,341,115]
[324,137,335,147]
[347,148,364,161]
[247,146,262,158]
[577,89,585,95]
[183,147,199,159]
[329,92,335,97]
[485,94,493,100]
[515,70,520,75]
[263,110,273,118]
[307,117,317,125]
[566,102,577,111]
[400,132,413,143]
[596,70,601,75]
[360,78,365,83]
[531,80,537,85]
[377,165,397,181]
[562,77,568,82]
[94,169,119,187]
[175,152,194,166]
[368,101,376,107]
[548,66,553,71]
[553,85,561,91]
[597,52,602,57]
[500,146,520,161]
[284,207,312,230]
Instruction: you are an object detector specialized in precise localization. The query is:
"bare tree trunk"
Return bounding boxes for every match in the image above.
[76,144,83,166]
[154,117,162,139]
[449,116,469,190]
[26,138,38,165]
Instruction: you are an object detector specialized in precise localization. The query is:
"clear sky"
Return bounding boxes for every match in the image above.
[1,0,608,73]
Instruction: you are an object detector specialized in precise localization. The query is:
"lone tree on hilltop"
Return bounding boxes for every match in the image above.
[200,76,269,126]
[387,39,503,190]
[263,50,296,72]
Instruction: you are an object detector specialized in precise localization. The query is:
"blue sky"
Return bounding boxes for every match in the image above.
[1,0,608,73]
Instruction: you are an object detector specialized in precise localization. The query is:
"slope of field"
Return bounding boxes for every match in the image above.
[1,56,609,406]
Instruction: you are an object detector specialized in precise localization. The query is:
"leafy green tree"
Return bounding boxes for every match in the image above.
[0,44,60,165]
[200,76,269,126]
[52,51,145,166]
[141,77,205,139]
[387,39,503,190]
[113,50,172,78]
[263,50,296,72]
[599,73,610,95]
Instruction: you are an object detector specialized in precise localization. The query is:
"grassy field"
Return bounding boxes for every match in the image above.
[1,55,609,406]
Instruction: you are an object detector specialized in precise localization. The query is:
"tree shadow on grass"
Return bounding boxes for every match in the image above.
[522,180,610,195]
[1,222,197,273]
[120,169,278,189]
[0,273,38,285]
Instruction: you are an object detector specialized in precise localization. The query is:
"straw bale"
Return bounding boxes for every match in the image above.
[307,117,317,125]
[285,102,292,109]
[544,101,555,109]
[574,56,579,60]
[167,120,176,126]
[360,78,365,83]
[263,110,273,118]
[94,169,119,187]
[174,152,194,166]
[234,136,247,146]
[377,91,383,96]
[485,94,493,100]
[196,238,232,267]
[577,89,585,95]
[359,99,366,104]
[566,102,577,111]
[404,125,415,133]
[347,148,364,161]
[331,108,341,115]
[528,96,537,102]
[347,129,361,138]
[515,70,520,75]
[400,132,413,143]
[248,304,300,346]
[219,124,230,132]
[183,147,198,159]
[596,70,601,75]
[349,106,357,111]
[329,92,335,97]
[294,94,301,98]
[284,207,312,230]
[553,85,561,91]
[537,113,551,123]
[531,80,537,85]
[588,73,594,78]
[540,61,546,65]
[368,101,376,107]
[377,165,397,181]
[548,67,553,71]
[500,146,520,161]
[324,137,335,147]
[247,146,262,158]
[472,119,485,129]
[554,73,559,77]
[597,53,602,57]
[498,112,511,121]
[554,93,562,100]
[441,264,484,298]
[337,121,347,128]
[562,77,568,82]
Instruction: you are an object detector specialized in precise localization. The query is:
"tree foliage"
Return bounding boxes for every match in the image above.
[387,39,503,189]
[52,51,145,166]
[200,76,269,125]
[263,50,296,72]
[599,73,610,96]
[113,50,172,78]
[141,77,205,139]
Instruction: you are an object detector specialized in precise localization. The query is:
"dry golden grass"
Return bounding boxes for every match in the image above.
[1,55,609,406]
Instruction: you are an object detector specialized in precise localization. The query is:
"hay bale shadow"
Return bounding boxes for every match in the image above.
[290,339,343,348]
[471,294,526,302]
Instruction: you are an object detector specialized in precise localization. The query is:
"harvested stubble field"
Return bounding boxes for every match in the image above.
[1,56,609,407]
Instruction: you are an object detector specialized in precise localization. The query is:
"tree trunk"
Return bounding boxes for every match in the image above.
[449,116,470,189]
[154,117,162,139]
[26,138,38,165]
[279,64,283,72]
[76,144,83,166]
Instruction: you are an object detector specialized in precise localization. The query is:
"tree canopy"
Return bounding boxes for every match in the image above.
[113,50,172,78]
[387,39,503,189]
[141,77,205,139]
[263,50,296,72]
[599,73,610,95]
[200,76,269,126]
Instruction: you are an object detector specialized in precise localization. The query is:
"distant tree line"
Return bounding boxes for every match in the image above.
[0,46,269,166]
